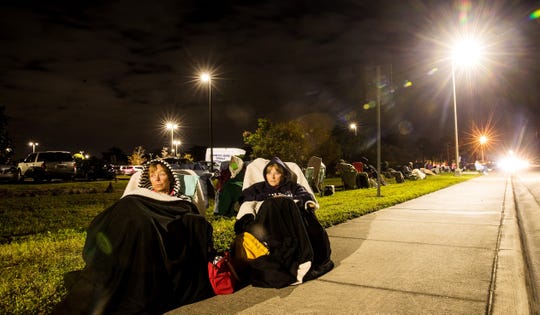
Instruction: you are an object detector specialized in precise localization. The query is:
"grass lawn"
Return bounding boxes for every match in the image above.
[0,173,475,314]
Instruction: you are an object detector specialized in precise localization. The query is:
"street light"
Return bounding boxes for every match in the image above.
[349,123,357,136]
[450,36,483,176]
[28,141,38,153]
[166,122,178,157]
[479,135,487,162]
[173,140,181,157]
[200,72,213,172]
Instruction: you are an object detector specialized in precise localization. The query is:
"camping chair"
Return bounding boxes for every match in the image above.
[336,162,358,189]
[304,156,326,196]
[175,169,207,215]
[237,158,334,284]
[122,169,207,216]
[241,158,316,198]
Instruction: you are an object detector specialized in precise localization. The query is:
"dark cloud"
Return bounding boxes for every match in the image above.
[1,0,539,159]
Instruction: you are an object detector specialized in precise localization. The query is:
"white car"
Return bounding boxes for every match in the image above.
[17,151,77,182]
[120,165,143,176]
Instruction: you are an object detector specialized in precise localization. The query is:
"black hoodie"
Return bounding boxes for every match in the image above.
[239,157,315,209]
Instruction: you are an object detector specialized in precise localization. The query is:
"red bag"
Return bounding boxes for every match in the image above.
[208,251,239,295]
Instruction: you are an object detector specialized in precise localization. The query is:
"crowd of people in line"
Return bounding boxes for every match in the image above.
[333,157,483,190]
[54,154,488,314]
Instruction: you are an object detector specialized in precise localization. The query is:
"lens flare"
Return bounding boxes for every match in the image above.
[427,67,438,76]
[530,9,540,20]
[403,80,413,88]
[398,121,413,135]
[457,0,472,24]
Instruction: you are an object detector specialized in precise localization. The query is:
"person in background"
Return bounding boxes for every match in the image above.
[475,160,488,175]
[215,155,247,217]
[336,159,363,189]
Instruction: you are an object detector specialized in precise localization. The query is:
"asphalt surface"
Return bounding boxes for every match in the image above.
[167,171,536,314]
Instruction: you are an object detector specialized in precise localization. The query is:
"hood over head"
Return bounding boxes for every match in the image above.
[262,157,295,186]
[138,159,182,196]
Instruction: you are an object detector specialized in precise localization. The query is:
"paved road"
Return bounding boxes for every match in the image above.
[168,171,536,314]
[511,165,540,312]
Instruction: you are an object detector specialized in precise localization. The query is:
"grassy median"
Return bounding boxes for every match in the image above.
[0,173,475,314]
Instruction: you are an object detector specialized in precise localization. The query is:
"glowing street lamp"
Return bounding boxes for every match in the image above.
[349,123,357,136]
[450,36,484,176]
[479,135,487,162]
[29,141,39,153]
[165,122,178,156]
[200,72,214,172]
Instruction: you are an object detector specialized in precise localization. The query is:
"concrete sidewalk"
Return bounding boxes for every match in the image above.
[168,172,530,314]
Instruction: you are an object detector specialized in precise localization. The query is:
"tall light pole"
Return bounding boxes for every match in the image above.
[173,140,181,157]
[450,36,483,176]
[166,122,177,157]
[200,72,213,172]
[451,61,461,175]
[29,141,38,153]
[479,135,487,162]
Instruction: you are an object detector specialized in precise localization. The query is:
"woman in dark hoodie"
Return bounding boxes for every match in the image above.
[234,157,333,288]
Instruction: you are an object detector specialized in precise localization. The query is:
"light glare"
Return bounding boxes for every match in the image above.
[452,37,483,67]
[497,153,530,173]
[479,135,487,145]
[200,73,211,83]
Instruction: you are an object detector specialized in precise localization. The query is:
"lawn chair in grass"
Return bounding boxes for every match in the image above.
[304,156,326,196]
[336,160,359,189]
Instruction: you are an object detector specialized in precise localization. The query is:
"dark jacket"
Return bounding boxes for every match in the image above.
[239,157,315,209]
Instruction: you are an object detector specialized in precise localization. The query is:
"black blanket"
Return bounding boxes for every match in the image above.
[234,197,314,288]
[55,195,214,315]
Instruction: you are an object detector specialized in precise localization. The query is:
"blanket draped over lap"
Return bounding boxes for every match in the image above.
[245,197,314,287]
[56,195,214,315]
[233,157,333,288]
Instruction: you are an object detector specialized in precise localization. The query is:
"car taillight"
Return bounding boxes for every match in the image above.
[41,162,46,170]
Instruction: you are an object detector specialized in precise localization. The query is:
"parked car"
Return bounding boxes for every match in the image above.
[17,151,77,182]
[119,165,143,176]
[75,158,116,181]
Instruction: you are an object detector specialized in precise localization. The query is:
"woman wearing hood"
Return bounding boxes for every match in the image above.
[233,157,333,288]
[55,159,214,315]
[239,157,317,210]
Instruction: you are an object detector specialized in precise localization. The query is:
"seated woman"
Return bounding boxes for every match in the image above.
[233,157,333,288]
[55,159,214,315]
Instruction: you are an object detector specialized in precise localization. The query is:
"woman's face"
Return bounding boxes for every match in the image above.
[265,165,283,187]
[149,164,171,194]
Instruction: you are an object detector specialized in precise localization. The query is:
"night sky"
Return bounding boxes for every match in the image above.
[1,0,539,160]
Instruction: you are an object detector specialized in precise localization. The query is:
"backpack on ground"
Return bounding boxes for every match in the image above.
[208,251,239,295]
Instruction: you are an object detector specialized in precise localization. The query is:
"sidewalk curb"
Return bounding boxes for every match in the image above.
[491,175,530,314]
[512,174,540,313]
